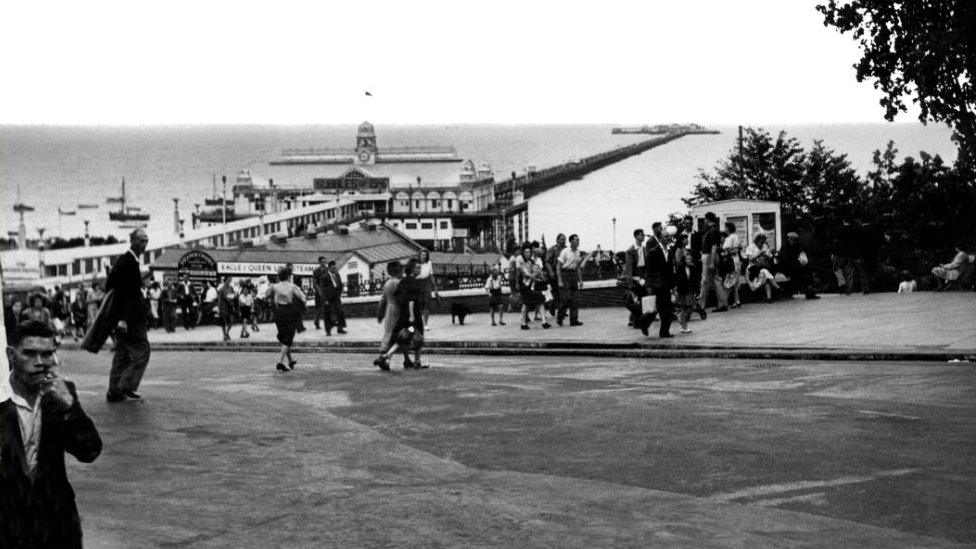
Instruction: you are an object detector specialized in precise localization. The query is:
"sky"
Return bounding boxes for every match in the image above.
[0,0,915,126]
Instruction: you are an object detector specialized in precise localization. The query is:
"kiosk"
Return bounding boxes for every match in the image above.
[689,199,783,250]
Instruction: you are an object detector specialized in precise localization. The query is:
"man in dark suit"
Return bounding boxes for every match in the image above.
[319,261,347,335]
[104,228,151,402]
[2,320,102,548]
[311,256,327,330]
[640,230,674,338]
[623,228,647,329]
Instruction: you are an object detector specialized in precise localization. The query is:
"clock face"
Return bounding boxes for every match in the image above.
[358,150,372,162]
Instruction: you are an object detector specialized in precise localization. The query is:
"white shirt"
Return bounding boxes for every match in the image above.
[634,244,645,268]
[128,249,143,265]
[417,262,433,280]
[897,280,917,293]
[558,248,583,270]
[2,375,42,475]
[203,286,218,303]
[484,276,503,291]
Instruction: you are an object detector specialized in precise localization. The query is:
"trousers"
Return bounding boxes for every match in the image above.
[109,322,151,394]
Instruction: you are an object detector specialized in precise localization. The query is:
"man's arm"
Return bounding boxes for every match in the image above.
[49,381,102,463]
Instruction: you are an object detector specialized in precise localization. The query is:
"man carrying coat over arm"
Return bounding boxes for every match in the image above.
[104,228,151,402]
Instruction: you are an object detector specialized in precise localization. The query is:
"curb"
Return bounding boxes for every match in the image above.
[62,340,976,362]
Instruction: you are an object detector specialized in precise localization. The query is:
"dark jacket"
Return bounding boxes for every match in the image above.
[643,241,674,291]
[0,381,102,548]
[105,251,145,326]
[312,266,326,299]
[320,270,344,300]
[623,244,644,283]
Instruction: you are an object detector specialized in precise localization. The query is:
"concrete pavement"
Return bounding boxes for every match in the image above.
[62,351,976,547]
[73,292,976,360]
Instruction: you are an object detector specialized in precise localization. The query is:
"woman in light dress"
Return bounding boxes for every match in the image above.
[931,244,971,290]
[266,266,306,372]
[484,266,506,326]
[722,221,743,309]
[373,261,403,371]
[744,234,782,302]
[415,250,440,330]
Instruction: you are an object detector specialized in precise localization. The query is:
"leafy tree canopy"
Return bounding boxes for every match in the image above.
[817,0,976,169]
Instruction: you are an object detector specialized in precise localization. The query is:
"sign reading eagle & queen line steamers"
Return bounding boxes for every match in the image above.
[177,249,219,283]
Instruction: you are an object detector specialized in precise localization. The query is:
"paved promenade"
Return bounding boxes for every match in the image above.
[120,292,976,360]
[64,351,976,547]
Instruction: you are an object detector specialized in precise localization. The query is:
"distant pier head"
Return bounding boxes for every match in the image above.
[611,123,720,135]
[494,126,718,202]
[272,121,462,165]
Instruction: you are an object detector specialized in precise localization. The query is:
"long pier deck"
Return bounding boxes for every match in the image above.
[492,130,715,203]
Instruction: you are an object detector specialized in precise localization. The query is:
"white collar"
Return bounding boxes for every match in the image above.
[1,374,33,410]
[129,249,143,265]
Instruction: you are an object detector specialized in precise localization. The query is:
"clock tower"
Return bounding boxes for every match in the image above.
[355,121,377,164]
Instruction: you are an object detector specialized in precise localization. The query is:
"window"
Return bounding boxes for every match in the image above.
[421,222,433,230]
[84,258,94,273]
[446,199,453,210]
[45,265,58,277]
[439,221,448,229]
[347,261,358,270]
[414,200,421,209]
[431,199,440,209]
[405,222,418,230]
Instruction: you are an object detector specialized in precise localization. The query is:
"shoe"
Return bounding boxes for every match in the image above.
[556,317,564,326]
[403,358,417,370]
[314,323,320,329]
[660,333,674,338]
[730,303,741,309]
[121,389,142,400]
[712,307,728,313]
[521,324,530,330]
[373,357,390,371]
[806,294,821,300]
[288,359,298,370]
[416,361,429,370]
[491,322,497,326]
[640,321,649,336]
[542,323,551,329]
[699,309,707,320]
[276,363,289,372]
[325,332,332,336]
[570,321,583,327]
[106,392,126,403]
[337,328,347,334]
[680,328,693,334]
[499,321,506,326]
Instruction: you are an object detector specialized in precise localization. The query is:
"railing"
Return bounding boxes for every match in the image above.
[334,259,624,298]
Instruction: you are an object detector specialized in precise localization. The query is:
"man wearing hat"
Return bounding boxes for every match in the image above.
[777,232,820,300]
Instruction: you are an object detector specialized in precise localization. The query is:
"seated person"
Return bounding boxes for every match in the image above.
[932,244,971,290]
[744,234,781,302]
[897,271,917,293]
[775,231,819,299]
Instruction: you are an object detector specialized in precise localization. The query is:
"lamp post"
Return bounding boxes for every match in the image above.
[221,175,228,226]
[612,217,617,251]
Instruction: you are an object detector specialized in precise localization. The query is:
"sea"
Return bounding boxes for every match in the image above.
[0,123,957,252]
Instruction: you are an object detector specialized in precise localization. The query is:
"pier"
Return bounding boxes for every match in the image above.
[492,130,715,203]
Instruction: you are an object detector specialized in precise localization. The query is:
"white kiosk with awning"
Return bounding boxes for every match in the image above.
[689,199,783,250]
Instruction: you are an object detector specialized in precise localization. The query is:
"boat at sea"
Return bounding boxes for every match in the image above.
[107,178,151,222]
[77,203,99,209]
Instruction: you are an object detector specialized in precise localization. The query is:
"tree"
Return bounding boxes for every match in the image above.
[685,128,807,229]
[817,1,976,169]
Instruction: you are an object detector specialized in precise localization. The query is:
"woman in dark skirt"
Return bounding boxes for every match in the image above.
[267,266,306,372]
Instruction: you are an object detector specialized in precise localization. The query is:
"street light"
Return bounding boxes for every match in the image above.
[612,217,617,251]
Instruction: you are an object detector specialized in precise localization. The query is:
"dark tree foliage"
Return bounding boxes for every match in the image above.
[817,0,976,169]
[686,127,976,290]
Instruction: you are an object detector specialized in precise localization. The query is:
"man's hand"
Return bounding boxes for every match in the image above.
[41,370,75,410]
[116,320,128,333]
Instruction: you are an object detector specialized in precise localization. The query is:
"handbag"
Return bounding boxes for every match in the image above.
[641,294,657,315]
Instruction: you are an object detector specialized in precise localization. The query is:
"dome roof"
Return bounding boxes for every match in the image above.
[358,121,375,135]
